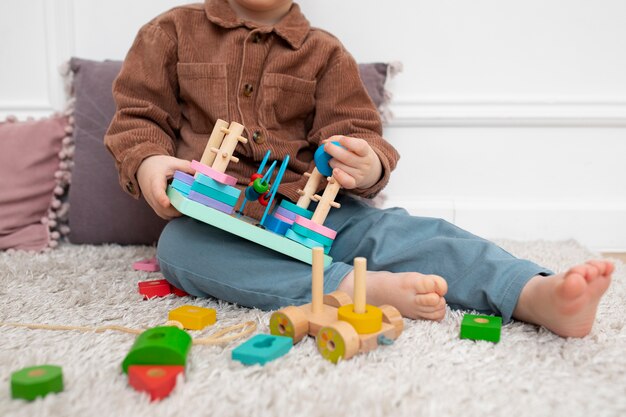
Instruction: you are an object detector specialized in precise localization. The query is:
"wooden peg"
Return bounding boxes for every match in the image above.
[296,168,324,209]
[353,257,366,314]
[311,247,324,315]
[310,176,341,225]
[211,122,248,173]
[199,119,229,167]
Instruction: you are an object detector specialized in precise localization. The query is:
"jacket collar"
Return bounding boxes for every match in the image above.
[204,0,310,49]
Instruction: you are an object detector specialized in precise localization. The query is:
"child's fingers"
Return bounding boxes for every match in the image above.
[167,157,195,176]
[325,141,358,166]
[331,167,356,189]
[326,135,370,157]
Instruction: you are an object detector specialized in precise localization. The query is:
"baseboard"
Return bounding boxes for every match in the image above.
[381,199,626,252]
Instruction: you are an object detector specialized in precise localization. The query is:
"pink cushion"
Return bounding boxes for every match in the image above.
[0,115,69,251]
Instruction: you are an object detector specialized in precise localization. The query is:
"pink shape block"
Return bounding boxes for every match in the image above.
[273,212,294,225]
[191,160,237,186]
[133,256,160,272]
[294,216,337,239]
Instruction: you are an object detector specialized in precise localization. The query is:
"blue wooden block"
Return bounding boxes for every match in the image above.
[263,215,291,236]
[279,200,313,219]
[231,334,292,366]
[285,229,331,254]
[171,178,192,196]
[190,181,239,206]
[313,141,344,177]
[195,174,241,199]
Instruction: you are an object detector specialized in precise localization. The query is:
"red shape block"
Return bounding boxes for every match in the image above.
[138,279,172,299]
[172,287,189,297]
[128,365,184,401]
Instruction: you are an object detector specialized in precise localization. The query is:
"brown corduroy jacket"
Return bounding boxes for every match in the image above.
[104,0,400,218]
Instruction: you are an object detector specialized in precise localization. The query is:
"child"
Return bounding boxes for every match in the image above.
[105,0,613,338]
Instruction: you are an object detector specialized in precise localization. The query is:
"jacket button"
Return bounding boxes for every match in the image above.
[243,84,254,97]
[252,33,263,43]
[126,181,135,193]
[252,130,265,144]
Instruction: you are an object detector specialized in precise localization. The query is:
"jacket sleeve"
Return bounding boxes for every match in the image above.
[306,47,400,199]
[104,23,181,198]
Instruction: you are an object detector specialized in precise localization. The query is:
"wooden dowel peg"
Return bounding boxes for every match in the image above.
[353,258,367,314]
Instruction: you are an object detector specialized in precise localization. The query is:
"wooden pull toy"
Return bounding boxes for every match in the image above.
[269,247,404,363]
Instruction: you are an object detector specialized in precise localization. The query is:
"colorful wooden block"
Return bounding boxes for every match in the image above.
[122,326,192,373]
[291,222,334,247]
[273,211,294,225]
[275,206,297,221]
[285,229,330,254]
[460,314,502,343]
[11,365,63,401]
[168,305,216,330]
[195,173,241,199]
[168,187,332,266]
[187,191,235,215]
[128,365,184,401]
[191,160,237,186]
[279,200,313,219]
[171,178,192,196]
[263,214,291,235]
[173,170,195,185]
[231,334,292,366]
[133,256,160,272]
[294,215,337,239]
[171,286,189,297]
[190,181,239,206]
[138,279,172,299]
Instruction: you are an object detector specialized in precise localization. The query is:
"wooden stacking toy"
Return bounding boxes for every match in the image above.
[166,119,346,266]
[269,248,403,363]
[168,305,216,330]
[11,365,64,401]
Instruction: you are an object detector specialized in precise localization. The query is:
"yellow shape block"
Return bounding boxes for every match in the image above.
[168,305,216,330]
[337,304,383,334]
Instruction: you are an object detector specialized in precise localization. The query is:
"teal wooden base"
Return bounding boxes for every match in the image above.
[168,187,332,266]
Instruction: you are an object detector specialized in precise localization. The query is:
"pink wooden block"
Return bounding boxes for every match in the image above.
[191,160,238,186]
[133,256,160,272]
[294,216,337,239]
[273,212,294,225]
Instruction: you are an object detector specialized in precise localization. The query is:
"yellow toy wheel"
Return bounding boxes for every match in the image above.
[269,306,308,344]
[379,305,404,339]
[316,321,360,364]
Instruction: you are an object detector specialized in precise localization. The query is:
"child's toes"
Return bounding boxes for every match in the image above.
[415,293,440,307]
[414,274,448,296]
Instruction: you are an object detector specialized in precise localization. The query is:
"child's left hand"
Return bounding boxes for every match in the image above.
[322,135,383,190]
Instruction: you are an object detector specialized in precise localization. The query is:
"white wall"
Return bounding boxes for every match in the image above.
[1,0,625,251]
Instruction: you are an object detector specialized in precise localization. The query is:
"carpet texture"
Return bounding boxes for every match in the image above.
[1,240,625,417]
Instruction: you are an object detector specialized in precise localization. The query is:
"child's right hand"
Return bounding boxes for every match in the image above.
[137,155,195,220]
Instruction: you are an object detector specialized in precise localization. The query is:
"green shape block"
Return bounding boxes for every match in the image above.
[122,326,192,374]
[168,186,332,266]
[460,314,502,343]
[11,365,63,401]
[232,334,292,366]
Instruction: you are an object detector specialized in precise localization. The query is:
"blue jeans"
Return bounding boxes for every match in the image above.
[157,194,552,322]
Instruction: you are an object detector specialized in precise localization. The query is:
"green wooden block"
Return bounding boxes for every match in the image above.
[232,334,292,366]
[168,186,332,266]
[122,326,192,374]
[460,314,502,343]
[11,365,63,401]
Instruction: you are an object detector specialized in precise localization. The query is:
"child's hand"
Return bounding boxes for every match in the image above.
[322,135,383,190]
[137,155,195,220]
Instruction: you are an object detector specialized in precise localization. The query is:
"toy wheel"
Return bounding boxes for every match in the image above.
[269,306,308,344]
[316,321,360,364]
[323,291,352,308]
[379,305,404,339]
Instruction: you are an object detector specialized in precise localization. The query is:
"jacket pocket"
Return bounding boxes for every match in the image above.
[177,63,228,133]
[259,73,316,130]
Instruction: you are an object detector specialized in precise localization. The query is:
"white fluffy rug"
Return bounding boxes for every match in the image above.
[1,240,625,417]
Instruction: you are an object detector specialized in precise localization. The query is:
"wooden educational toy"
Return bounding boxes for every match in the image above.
[138,279,188,299]
[231,334,293,366]
[168,305,216,330]
[11,365,64,401]
[132,256,160,272]
[167,119,344,266]
[122,326,192,374]
[460,313,502,343]
[269,248,404,363]
[127,365,184,401]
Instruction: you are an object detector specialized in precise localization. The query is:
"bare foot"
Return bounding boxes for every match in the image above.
[338,270,448,320]
[513,260,613,337]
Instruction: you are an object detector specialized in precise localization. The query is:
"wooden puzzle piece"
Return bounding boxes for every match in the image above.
[122,326,192,374]
[460,314,502,343]
[231,334,292,366]
[128,365,184,402]
[168,305,216,330]
[133,257,160,272]
[11,365,64,401]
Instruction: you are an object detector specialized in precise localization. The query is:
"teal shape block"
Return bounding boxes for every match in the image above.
[232,334,292,366]
[171,178,192,196]
[291,222,335,247]
[279,200,313,219]
[195,174,241,198]
[460,314,502,343]
[191,181,239,206]
[285,229,331,254]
